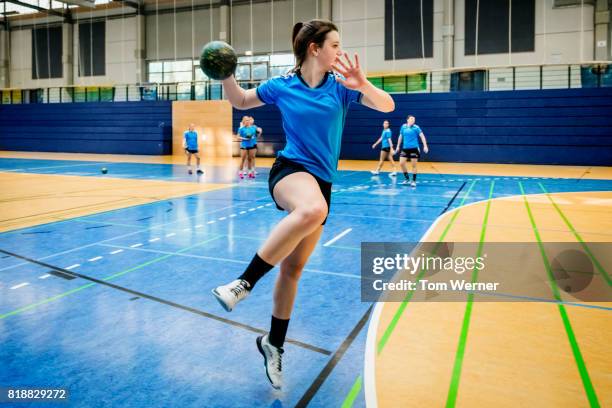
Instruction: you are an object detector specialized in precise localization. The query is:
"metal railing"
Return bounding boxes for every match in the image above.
[1,62,610,104]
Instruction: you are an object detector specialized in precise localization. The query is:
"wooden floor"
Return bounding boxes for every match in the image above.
[372,191,612,407]
[0,172,230,232]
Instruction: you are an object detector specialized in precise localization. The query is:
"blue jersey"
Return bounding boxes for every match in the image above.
[256,71,362,182]
[184,130,198,150]
[238,126,257,148]
[248,125,259,145]
[381,129,392,149]
[400,124,422,149]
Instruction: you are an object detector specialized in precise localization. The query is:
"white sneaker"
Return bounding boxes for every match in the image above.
[256,334,283,389]
[370,170,379,175]
[211,279,250,312]
[410,181,417,187]
[401,179,410,185]
[389,171,397,177]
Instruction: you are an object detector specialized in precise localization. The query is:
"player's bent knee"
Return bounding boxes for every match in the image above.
[295,202,328,227]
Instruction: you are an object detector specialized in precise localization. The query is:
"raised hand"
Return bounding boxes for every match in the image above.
[332,52,368,91]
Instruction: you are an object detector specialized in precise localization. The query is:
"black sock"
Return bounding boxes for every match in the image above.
[238,253,274,289]
[412,173,417,181]
[403,172,409,180]
[269,315,290,349]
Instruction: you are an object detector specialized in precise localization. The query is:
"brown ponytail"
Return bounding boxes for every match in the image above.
[291,19,338,72]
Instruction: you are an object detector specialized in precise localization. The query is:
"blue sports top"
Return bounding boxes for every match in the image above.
[256,71,362,182]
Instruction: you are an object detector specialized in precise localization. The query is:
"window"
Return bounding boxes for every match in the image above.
[465,0,535,55]
[147,60,194,83]
[32,26,63,79]
[252,63,268,80]
[79,21,105,76]
[385,0,433,60]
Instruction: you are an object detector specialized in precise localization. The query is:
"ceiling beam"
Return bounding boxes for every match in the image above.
[112,0,143,13]
[3,0,68,18]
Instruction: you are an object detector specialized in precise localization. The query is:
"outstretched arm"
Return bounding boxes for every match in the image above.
[333,52,395,113]
[222,76,265,110]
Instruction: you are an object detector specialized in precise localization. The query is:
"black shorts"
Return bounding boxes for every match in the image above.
[400,148,420,159]
[240,146,257,151]
[268,156,332,226]
[381,147,391,153]
[185,148,199,154]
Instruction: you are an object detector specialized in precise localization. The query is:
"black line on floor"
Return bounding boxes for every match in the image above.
[295,304,373,408]
[136,216,154,221]
[48,270,76,280]
[85,225,112,230]
[0,247,331,356]
[439,181,467,216]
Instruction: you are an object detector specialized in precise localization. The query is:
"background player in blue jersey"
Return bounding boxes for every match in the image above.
[212,19,394,389]
[237,116,257,179]
[183,123,203,175]
[371,119,397,176]
[247,116,263,177]
[396,115,429,187]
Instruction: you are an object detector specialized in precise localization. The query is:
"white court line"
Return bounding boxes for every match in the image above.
[248,208,256,212]
[207,220,216,224]
[0,195,274,274]
[99,243,361,280]
[11,282,29,290]
[3,161,108,172]
[165,233,176,237]
[148,238,160,243]
[183,228,191,232]
[65,264,80,270]
[88,256,102,262]
[110,249,123,255]
[265,203,272,206]
[239,211,247,214]
[219,217,227,220]
[229,214,237,217]
[257,205,264,209]
[323,228,353,247]
[39,274,51,279]
[130,243,143,248]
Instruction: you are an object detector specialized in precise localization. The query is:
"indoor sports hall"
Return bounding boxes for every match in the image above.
[0,1,611,407]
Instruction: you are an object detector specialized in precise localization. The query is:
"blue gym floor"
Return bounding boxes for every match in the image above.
[1,158,612,407]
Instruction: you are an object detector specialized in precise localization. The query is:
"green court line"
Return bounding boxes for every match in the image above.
[0,235,223,320]
[376,180,478,356]
[341,375,362,408]
[341,181,478,408]
[445,181,494,408]
[377,180,478,353]
[538,182,611,287]
[519,182,600,408]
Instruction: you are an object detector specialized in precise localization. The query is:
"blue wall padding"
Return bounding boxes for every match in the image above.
[0,101,173,155]
[232,88,612,166]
